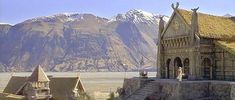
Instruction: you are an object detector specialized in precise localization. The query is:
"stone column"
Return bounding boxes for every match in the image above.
[195,47,201,79]
[188,49,196,80]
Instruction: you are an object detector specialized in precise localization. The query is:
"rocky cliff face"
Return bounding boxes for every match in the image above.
[0,10,168,72]
[0,24,12,71]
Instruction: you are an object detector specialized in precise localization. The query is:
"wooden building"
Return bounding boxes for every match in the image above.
[157,3,235,80]
[2,65,85,100]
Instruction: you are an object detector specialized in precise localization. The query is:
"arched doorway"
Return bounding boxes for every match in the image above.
[183,58,190,79]
[174,57,182,78]
[166,59,171,79]
[202,58,213,80]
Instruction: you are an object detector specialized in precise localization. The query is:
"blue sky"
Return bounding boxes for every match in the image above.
[0,0,235,25]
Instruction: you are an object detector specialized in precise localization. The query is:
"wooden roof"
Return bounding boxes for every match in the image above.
[50,77,85,100]
[3,76,27,94]
[177,9,235,40]
[3,76,85,100]
[28,65,49,82]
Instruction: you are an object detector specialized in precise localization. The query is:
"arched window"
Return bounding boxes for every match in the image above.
[202,58,214,80]
[183,58,190,79]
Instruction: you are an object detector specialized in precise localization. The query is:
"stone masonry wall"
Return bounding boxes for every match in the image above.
[122,78,235,100]
[122,77,154,97]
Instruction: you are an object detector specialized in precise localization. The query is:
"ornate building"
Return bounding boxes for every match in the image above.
[121,4,235,100]
[2,65,85,100]
[157,3,235,80]
[24,65,51,100]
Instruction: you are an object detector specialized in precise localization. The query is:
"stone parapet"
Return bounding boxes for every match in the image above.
[122,78,235,100]
[122,77,154,98]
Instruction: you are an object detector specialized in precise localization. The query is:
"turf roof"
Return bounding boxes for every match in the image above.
[214,41,235,55]
[177,9,235,40]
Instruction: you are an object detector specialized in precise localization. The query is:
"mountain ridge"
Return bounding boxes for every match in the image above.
[0,9,168,72]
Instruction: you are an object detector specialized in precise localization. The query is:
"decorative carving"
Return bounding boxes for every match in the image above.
[171,2,179,9]
[171,4,174,9]
[159,16,165,34]
[191,7,199,12]
[173,20,180,32]
[176,2,179,8]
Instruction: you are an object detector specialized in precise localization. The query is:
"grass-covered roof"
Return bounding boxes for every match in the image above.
[177,9,235,40]
[214,41,235,55]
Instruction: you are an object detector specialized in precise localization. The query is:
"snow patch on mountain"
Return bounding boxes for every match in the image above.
[24,13,105,23]
[24,13,81,22]
[23,9,169,25]
[109,9,169,24]
[0,23,12,25]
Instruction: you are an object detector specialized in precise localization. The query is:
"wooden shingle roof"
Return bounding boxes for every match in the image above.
[177,9,235,40]
[3,76,27,94]
[50,77,85,100]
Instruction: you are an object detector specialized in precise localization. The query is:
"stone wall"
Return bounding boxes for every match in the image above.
[122,77,154,97]
[214,45,235,80]
[122,78,235,100]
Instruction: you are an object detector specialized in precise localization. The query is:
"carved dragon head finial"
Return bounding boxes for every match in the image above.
[171,2,180,9]
[176,2,179,8]
[171,3,174,9]
[191,7,199,12]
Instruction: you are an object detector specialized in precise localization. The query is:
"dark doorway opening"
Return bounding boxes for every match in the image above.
[166,59,171,79]
[174,57,182,78]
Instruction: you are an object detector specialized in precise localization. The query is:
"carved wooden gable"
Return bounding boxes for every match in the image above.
[162,13,190,39]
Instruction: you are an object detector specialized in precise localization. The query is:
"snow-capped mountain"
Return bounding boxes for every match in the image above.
[111,9,168,23]
[0,23,12,25]
[24,13,108,23]
[0,9,168,72]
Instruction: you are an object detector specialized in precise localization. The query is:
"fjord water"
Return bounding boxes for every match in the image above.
[0,72,156,99]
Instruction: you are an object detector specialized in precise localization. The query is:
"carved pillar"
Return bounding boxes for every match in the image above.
[190,7,199,45]
[188,7,200,80]
[157,16,165,78]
